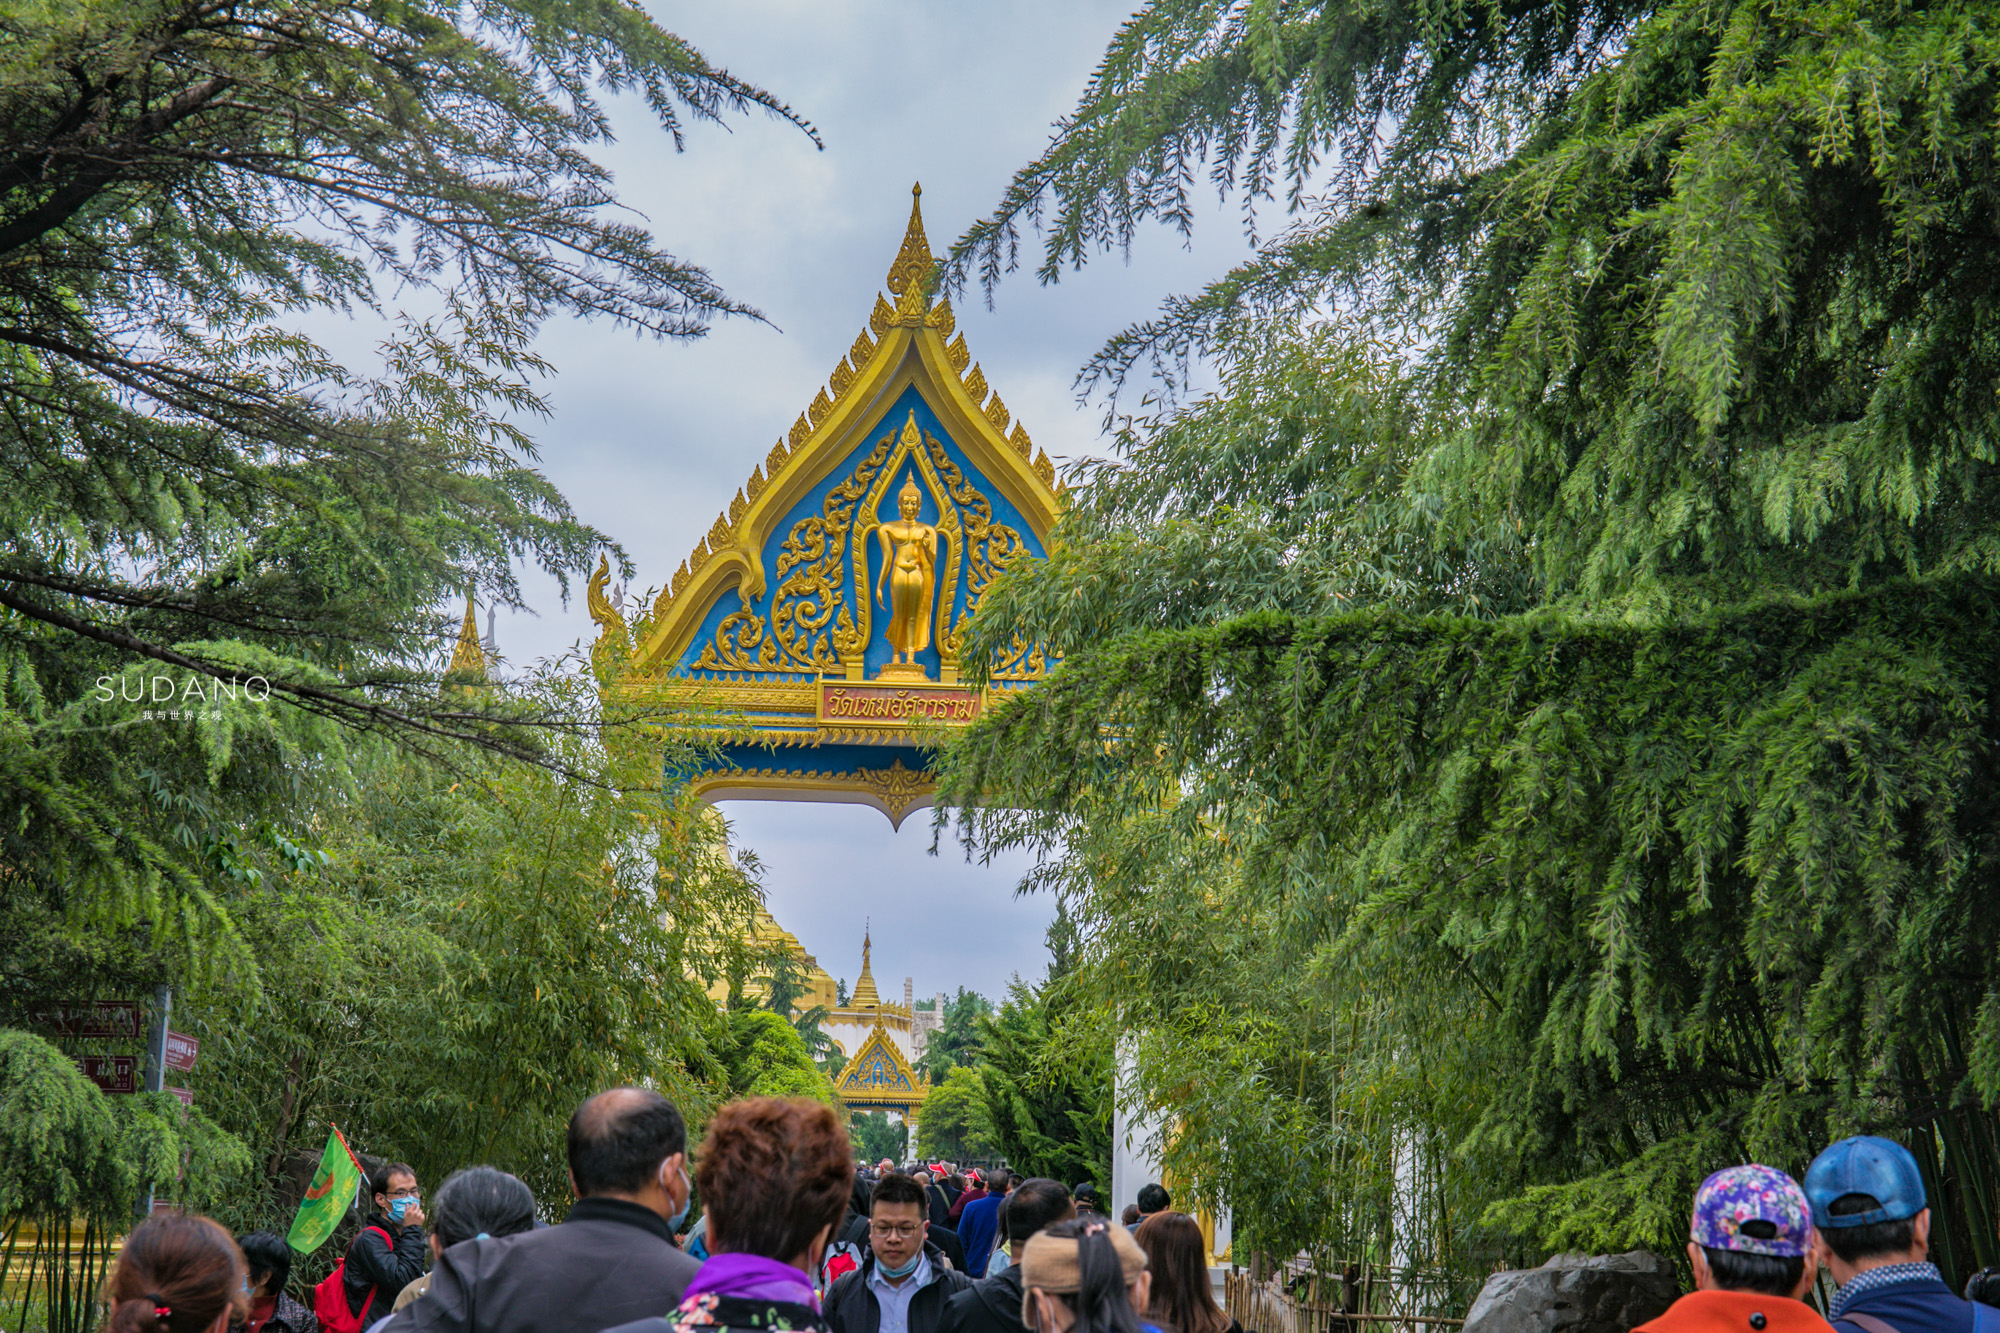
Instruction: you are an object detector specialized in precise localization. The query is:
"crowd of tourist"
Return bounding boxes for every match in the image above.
[94,1089,2000,1333]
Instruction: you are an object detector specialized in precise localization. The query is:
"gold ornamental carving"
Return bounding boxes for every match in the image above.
[855,759,934,827]
[586,554,624,636]
[693,427,898,674]
[916,427,1037,677]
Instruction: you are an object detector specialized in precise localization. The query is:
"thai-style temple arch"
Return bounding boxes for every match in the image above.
[587,184,1059,827]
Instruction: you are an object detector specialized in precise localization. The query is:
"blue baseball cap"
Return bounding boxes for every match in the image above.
[1803,1136,1927,1228]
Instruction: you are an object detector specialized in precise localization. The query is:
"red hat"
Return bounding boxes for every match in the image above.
[930,1161,951,1176]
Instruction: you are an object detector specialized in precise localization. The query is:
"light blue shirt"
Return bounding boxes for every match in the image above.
[867,1251,935,1333]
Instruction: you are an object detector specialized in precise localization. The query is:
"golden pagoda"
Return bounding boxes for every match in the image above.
[705,903,839,1013]
[706,908,930,1114]
[850,929,881,1007]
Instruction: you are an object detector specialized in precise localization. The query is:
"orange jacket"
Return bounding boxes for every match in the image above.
[1637,1290,1835,1333]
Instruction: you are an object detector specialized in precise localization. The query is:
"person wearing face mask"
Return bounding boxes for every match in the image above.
[599,1096,856,1333]
[1017,1220,1162,1333]
[378,1087,699,1333]
[827,1173,971,1333]
[344,1162,429,1327]
[390,1166,539,1314]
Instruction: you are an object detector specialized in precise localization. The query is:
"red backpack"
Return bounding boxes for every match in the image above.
[313,1225,393,1333]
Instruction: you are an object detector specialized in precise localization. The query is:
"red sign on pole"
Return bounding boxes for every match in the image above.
[35,1001,143,1040]
[164,1030,198,1072]
[166,1087,193,1107]
[79,1055,137,1094]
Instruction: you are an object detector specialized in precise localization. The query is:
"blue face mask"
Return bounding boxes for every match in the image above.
[388,1197,414,1223]
[877,1251,923,1280]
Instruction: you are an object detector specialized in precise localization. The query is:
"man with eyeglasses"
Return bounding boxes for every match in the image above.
[827,1173,971,1333]
[346,1162,429,1326]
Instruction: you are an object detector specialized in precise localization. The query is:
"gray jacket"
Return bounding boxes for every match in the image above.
[378,1197,700,1333]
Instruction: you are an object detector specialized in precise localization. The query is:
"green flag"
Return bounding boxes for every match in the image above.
[288,1127,364,1255]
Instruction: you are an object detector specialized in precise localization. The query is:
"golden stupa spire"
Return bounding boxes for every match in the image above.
[851,925,881,1008]
[446,586,487,684]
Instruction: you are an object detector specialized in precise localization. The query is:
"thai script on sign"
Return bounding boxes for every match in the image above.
[819,682,982,724]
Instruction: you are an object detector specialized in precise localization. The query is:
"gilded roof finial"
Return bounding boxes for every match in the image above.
[885,182,933,301]
[446,585,488,686]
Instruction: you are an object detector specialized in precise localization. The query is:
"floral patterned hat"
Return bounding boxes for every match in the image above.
[1691,1164,1814,1257]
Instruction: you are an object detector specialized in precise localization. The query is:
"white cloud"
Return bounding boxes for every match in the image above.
[721,800,1058,1005]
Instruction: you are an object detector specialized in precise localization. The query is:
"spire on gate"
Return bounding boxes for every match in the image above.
[852,926,881,1008]
[885,183,933,303]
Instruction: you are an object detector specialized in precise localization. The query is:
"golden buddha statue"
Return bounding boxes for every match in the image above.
[875,474,938,671]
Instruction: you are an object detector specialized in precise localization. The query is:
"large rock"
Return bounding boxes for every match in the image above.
[1462,1252,1680,1333]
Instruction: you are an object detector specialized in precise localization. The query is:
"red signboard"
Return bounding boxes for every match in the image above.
[79,1055,137,1094]
[164,1030,198,1072]
[166,1086,193,1107]
[34,1001,143,1040]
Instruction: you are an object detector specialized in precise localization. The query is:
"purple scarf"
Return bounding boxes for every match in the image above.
[685,1252,821,1312]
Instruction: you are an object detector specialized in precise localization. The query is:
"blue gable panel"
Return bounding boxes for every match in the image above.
[673,383,1047,682]
[679,585,749,679]
[712,740,931,776]
[667,742,932,790]
[859,387,1048,680]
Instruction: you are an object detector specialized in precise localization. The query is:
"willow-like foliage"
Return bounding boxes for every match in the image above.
[945,581,2000,1271]
[953,0,2000,608]
[939,0,2000,1282]
[0,0,813,990]
[3,656,778,1266]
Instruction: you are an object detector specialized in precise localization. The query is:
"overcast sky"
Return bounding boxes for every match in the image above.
[451,1,1252,1002]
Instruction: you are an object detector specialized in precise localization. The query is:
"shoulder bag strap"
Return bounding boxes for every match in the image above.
[1841,1312,1905,1333]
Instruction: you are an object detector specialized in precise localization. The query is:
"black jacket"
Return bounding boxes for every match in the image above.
[346,1214,428,1319]
[378,1196,701,1333]
[925,1184,951,1230]
[826,1245,972,1333]
[927,1226,966,1274]
[935,1262,1027,1333]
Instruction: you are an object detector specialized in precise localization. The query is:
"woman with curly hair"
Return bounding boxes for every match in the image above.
[606,1097,854,1333]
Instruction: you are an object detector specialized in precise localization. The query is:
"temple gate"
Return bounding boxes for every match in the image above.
[587,183,1057,832]
[585,184,1061,1114]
